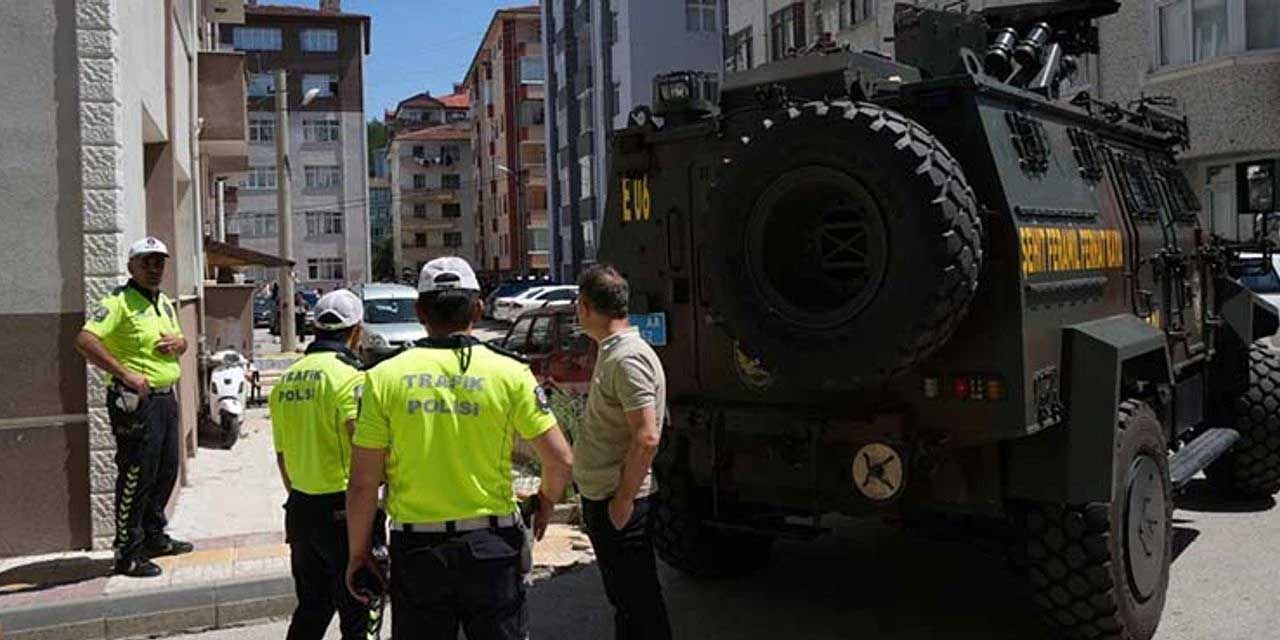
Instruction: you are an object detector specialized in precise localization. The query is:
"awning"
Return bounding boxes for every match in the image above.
[204,238,294,269]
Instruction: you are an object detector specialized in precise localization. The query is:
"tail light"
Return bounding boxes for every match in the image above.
[928,374,1006,402]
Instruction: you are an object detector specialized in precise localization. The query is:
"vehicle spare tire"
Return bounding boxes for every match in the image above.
[708,101,983,384]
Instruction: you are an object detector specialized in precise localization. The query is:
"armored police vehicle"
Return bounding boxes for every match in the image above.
[597,1,1280,638]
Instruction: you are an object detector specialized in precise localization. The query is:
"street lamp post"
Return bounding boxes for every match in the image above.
[274,73,321,352]
[495,163,530,278]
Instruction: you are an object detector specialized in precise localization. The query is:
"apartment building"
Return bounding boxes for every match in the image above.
[385,88,471,134]
[221,0,372,289]
[0,0,248,556]
[542,0,724,278]
[726,1,1280,239]
[369,176,392,244]
[464,6,551,280]
[389,123,477,275]
[1097,1,1280,239]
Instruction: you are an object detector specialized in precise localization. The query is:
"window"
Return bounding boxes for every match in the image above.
[304,166,342,189]
[1247,0,1280,50]
[300,28,338,52]
[1238,160,1276,214]
[248,116,274,142]
[529,316,553,354]
[447,110,468,123]
[520,56,545,84]
[610,82,620,117]
[442,203,462,218]
[440,144,462,165]
[506,317,534,351]
[1157,0,1280,68]
[302,119,340,142]
[412,145,425,158]
[442,174,462,189]
[306,258,344,280]
[302,73,338,98]
[231,212,277,238]
[248,73,275,97]
[728,27,754,71]
[520,100,546,126]
[557,314,585,351]
[610,11,619,44]
[443,232,463,248]
[530,227,551,252]
[686,0,717,32]
[413,204,427,217]
[770,4,806,61]
[305,210,343,236]
[414,233,427,247]
[242,166,277,190]
[579,156,593,200]
[234,27,281,51]
[413,174,427,189]
[579,88,594,130]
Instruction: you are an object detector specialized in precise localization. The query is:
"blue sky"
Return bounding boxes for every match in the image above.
[271,0,537,120]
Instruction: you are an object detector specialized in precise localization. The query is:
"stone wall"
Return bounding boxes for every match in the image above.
[77,0,128,550]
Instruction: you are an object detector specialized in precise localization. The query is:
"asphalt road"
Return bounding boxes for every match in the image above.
[161,478,1280,640]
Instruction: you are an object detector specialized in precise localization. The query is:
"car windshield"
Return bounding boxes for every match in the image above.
[364,298,418,324]
[253,298,272,311]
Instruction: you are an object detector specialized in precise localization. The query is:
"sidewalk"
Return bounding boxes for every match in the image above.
[0,407,593,640]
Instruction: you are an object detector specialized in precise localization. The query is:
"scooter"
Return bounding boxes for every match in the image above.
[205,349,250,449]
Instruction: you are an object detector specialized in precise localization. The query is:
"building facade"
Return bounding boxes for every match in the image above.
[385,88,471,134]
[542,0,724,279]
[221,1,371,290]
[369,176,391,244]
[464,6,551,281]
[724,0,890,73]
[388,123,477,276]
[1096,0,1280,240]
[0,0,248,556]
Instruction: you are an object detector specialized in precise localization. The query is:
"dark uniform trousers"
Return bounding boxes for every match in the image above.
[284,490,386,640]
[581,496,673,640]
[389,526,527,640]
[106,386,180,562]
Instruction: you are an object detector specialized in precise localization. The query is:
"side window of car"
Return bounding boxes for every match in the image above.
[529,316,554,354]
[506,317,534,352]
[544,289,577,301]
[557,314,585,351]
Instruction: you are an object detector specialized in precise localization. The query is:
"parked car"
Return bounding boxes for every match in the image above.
[495,305,595,394]
[493,285,579,323]
[351,283,427,363]
[483,278,549,319]
[252,296,273,328]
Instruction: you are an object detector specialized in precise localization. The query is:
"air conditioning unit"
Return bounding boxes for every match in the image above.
[203,0,245,24]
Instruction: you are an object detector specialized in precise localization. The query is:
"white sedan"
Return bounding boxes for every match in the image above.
[493,286,579,322]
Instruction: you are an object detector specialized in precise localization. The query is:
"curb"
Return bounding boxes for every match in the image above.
[0,575,295,640]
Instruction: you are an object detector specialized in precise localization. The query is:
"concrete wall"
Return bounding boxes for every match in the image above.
[0,0,93,557]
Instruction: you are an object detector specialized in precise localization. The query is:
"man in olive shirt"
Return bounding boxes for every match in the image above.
[76,237,192,578]
[270,290,383,640]
[574,264,672,640]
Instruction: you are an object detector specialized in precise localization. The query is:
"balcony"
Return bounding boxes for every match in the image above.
[400,186,461,202]
[519,124,546,145]
[198,51,249,176]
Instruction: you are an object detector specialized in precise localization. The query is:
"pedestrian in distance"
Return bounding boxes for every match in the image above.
[270,289,386,640]
[75,236,194,578]
[345,256,574,640]
[574,264,673,640]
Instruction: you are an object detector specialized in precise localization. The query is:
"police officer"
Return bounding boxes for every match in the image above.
[345,257,574,639]
[270,290,384,640]
[75,236,193,578]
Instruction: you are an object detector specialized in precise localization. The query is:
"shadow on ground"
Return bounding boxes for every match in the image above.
[529,518,1051,640]
[0,556,114,595]
[1174,478,1277,514]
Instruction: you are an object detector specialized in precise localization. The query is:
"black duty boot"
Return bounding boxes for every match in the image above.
[145,535,195,558]
[115,556,163,578]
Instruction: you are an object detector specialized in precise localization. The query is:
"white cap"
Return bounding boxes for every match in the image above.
[418,256,481,294]
[312,290,363,330]
[128,236,169,259]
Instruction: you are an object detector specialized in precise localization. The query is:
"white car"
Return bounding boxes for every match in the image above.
[493,286,578,322]
[1239,253,1280,315]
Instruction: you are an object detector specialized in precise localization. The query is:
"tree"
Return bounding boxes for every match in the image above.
[371,236,395,282]
[367,119,389,176]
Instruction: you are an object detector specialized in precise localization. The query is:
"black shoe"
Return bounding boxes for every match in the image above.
[145,536,195,558]
[115,557,164,578]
